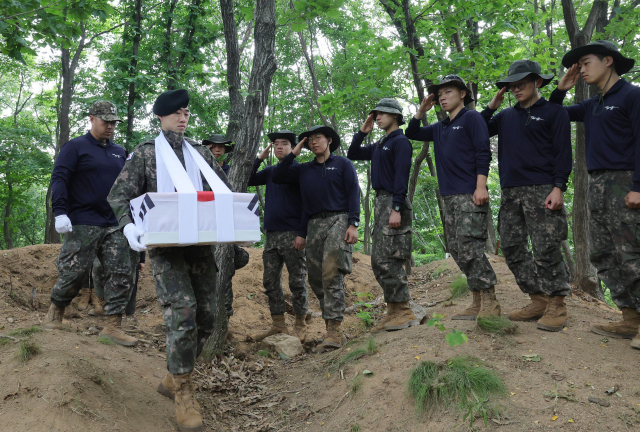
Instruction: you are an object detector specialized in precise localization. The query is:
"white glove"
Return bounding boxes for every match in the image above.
[55,215,73,234]
[123,223,147,252]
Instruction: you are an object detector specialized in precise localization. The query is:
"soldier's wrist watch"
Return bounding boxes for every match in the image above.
[393,204,401,212]
[554,182,567,192]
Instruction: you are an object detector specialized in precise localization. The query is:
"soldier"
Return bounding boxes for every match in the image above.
[44,100,138,347]
[549,41,640,348]
[248,130,309,342]
[273,125,360,350]
[405,75,500,320]
[203,134,234,176]
[107,89,232,431]
[481,60,572,332]
[348,99,418,332]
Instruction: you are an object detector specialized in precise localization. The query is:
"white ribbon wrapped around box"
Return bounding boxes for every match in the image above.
[129,191,261,248]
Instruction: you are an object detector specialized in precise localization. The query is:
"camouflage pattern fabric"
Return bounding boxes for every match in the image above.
[50,225,133,315]
[306,213,353,321]
[150,245,218,375]
[498,185,571,297]
[588,170,640,311]
[89,100,122,122]
[262,230,308,316]
[92,250,140,315]
[371,192,412,303]
[442,194,497,291]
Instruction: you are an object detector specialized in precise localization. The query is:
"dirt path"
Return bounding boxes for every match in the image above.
[1,245,638,431]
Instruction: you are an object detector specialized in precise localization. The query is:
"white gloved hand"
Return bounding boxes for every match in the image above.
[123,223,147,252]
[54,215,73,234]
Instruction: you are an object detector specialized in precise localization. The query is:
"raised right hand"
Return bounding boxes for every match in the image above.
[558,64,580,91]
[292,137,306,156]
[259,142,273,160]
[488,87,507,110]
[360,113,375,134]
[414,94,436,119]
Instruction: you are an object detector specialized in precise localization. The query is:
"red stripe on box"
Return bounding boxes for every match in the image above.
[197,191,215,202]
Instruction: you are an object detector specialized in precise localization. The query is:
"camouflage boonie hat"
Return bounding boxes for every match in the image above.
[369,98,405,125]
[89,100,122,122]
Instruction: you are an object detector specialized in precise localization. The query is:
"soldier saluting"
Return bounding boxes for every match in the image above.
[107,89,231,432]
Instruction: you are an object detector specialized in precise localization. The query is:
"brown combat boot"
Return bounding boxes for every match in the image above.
[630,324,640,350]
[318,320,346,350]
[451,291,482,320]
[591,308,640,339]
[476,287,501,319]
[157,372,178,400]
[370,303,396,333]
[305,311,313,324]
[173,373,204,432]
[508,294,549,321]
[100,314,138,347]
[291,314,309,342]
[43,303,65,330]
[88,292,104,316]
[253,314,288,342]
[537,296,568,332]
[384,302,419,331]
[77,287,91,311]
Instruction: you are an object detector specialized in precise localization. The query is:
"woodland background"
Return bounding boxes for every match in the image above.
[1,0,639,309]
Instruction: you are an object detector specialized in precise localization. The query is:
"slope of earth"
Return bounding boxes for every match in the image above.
[1,245,639,431]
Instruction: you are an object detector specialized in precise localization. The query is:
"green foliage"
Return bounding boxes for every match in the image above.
[7,326,42,337]
[449,275,469,300]
[426,314,469,347]
[330,338,378,371]
[97,336,114,345]
[476,315,518,336]
[17,340,41,362]
[355,310,373,328]
[0,337,11,347]
[350,374,363,395]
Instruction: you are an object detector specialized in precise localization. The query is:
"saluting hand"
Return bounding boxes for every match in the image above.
[558,64,580,91]
[292,137,306,156]
[488,87,507,110]
[344,225,358,244]
[259,142,273,160]
[414,94,436,119]
[625,191,640,209]
[361,113,375,134]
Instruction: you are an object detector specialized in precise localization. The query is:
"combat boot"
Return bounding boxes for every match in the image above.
[77,287,91,311]
[508,294,549,321]
[476,287,501,319]
[88,292,104,316]
[305,311,313,324]
[100,314,139,347]
[537,296,568,332]
[318,320,346,349]
[370,303,396,333]
[173,373,204,432]
[43,303,65,330]
[451,291,482,320]
[384,302,419,331]
[157,372,177,400]
[630,324,640,350]
[291,314,309,342]
[253,314,288,342]
[591,308,640,339]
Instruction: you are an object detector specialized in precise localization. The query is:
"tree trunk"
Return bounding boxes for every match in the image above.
[3,177,13,249]
[125,0,143,151]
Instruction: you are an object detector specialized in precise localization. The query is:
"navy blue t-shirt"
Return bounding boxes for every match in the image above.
[405,108,491,196]
[248,158,306,237]
[348,128,412,207]
[481,98,572,189]
[549,78,640,191]
[51,131,126,226]
[272,153,360,230]
[220,161,230,176]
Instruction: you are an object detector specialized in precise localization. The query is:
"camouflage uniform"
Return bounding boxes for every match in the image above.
[306,213,353,321]
[92,250,141,315]
[371,191,412,302]
[588,171,640,311]
[498,185,571,296]
[263,230,308,316]
[107,130,231,375]
[50,225,133,315]
[442,194,497,290]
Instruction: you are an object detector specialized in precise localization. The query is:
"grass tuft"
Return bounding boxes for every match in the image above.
[476,315,518,335]
[408,356,506,413]
[350,374,363,395]
[17,340,41,362]
[0,337,12,347]
[432,264,448,279]
[330,338,379,371]
[8,326,43,337]
[97,336,114,345]
[366,338,378,354]
[449,275,469,299]
[350,425,361,432]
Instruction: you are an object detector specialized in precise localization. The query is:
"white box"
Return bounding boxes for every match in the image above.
[129,191,261,248]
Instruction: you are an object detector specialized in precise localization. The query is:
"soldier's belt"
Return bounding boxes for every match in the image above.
[309,211,347,220]
[588,169,624,176]
[375,190,393,197]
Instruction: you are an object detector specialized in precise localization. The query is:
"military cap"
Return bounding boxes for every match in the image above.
[562,40,635,76]
[153,89,190,116]
[267,130,297,145]
[202,134,234,153]
[427,75,474,106]
[298,125,341,153]
[369,98,405,125]
[496,60,554,89]
[89,100,122,122]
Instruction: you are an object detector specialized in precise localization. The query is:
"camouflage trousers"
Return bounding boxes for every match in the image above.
[92,250,140,316]
[263,231,308,316]
[371,191,412,303]
[443,194,497,291]
[588,170,640,311]
[307,213,353,321]
[149,245,218,375]
[498,185,571,297]
[50,225,133,315]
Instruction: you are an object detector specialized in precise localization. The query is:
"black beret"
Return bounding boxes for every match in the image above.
[153,89,190,116]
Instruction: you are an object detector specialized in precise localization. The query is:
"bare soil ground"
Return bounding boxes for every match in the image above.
[1,245,639,432]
